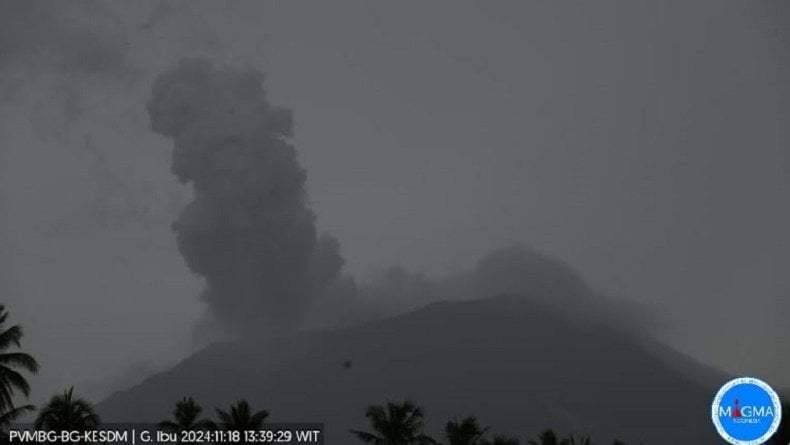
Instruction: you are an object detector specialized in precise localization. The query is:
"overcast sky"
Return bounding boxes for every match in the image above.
[1,0,789,405]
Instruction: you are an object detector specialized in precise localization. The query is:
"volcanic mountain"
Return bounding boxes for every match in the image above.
[99,295,724,444]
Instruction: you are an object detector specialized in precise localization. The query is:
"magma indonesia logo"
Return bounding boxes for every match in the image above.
[712,377,782,445]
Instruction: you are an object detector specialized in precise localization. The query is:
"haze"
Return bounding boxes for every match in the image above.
[0,0,788,408]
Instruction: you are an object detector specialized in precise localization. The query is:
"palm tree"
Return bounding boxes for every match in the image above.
[215,400,269,431]
[483,435,520,445]
[445,417,488,445]
[160,397,215,432]
[350,400,436,445]
[528,431,593,445]
[34,387,99,431]
[527,430,562,445]
[0,304,39,419]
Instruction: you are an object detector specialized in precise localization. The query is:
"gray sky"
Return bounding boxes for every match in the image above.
[1,0,789,405]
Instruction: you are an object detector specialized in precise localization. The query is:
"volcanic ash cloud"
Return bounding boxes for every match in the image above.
[146,58,343,334]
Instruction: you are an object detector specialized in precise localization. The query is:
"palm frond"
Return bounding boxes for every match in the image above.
[0,367,32,397]
[350,430,382,444]
[249,409,269,426]
[0,353,39,373]
[0,326,22,350]
[0,404,34,426]
[34,387,99,430]
[215,408,233,427]
[354,400,432,444]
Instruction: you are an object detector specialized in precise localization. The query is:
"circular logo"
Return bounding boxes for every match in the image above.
[711,377,782,445]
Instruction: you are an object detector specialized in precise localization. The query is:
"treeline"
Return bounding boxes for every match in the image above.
[1,305,788,445]
[157,397,626,445]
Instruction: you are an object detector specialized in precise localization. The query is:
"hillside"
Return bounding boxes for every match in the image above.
[99,296,724,444]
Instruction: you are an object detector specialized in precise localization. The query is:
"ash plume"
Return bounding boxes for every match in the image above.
[146,58,343,334]
[146,59,658,339]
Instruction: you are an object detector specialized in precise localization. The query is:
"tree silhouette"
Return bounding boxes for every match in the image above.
[160,397,215,432]
[482,434,520,445]
[527,430,596,445]
[528,430,572,445]
[0,304,39,422]
[445,417,488,445]
[527,430,558,445]
[350,400,436,444]
[215,400,269,431]
[34,387,99,431]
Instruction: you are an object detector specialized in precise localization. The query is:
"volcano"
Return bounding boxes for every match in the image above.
[99,295,724,444]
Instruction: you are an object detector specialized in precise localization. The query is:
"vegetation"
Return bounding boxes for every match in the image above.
[0,305,39,428]
[350,400,436,445]
[483,435,520,445]
[350,402,629,445]
[160,396,215,432]
[528,429,562,445]
[445,416,488,445]
[0,301,703,445]
[527,430,625,445]
[34,387,100,431]
[215,400,270,432]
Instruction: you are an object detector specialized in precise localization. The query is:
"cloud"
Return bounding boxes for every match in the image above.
[306,243,662,336]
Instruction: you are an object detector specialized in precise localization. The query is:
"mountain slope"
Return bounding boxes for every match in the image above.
[99,296,724,444]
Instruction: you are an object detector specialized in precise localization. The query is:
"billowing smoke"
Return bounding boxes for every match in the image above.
[147,58,343,334]
[147,59,659,339]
